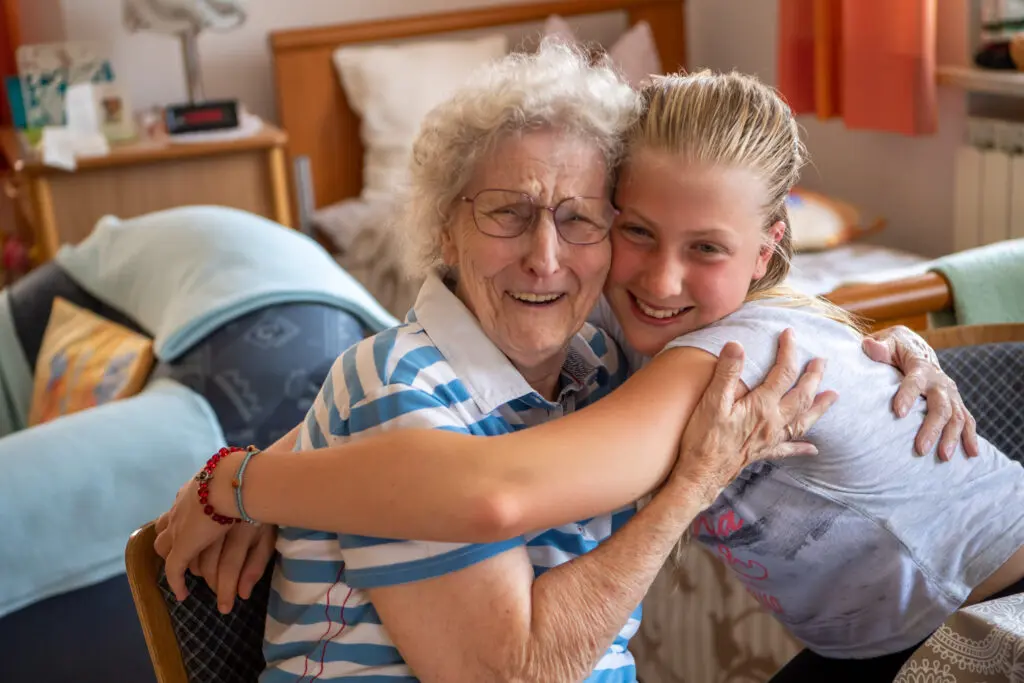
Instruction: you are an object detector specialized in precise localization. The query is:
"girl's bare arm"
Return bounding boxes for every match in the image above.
[206,332,813,541]
[209,347,717,541]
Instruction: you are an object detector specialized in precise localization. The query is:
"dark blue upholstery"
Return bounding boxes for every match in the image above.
[0,574,152,683]
[0,263,367,683]
[151,302,366,449]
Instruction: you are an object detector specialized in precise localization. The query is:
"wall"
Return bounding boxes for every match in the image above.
[19,0,65,44]
[22,0,969,256]
[34,0,624,123]
[687,0,970,257]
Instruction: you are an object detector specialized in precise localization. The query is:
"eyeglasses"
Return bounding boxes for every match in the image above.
[459,189,617,246]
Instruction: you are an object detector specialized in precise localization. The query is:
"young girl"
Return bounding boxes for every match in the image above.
[594,71,1024,680]
[157,71,1011,681]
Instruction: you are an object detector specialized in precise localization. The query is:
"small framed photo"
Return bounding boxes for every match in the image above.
[94,83,137,142]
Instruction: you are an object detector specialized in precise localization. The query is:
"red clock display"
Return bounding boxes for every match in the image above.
[182,109,227,125]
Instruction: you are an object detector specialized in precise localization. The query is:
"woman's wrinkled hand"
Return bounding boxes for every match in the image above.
[670,329,837,507]
[862,325,979,460]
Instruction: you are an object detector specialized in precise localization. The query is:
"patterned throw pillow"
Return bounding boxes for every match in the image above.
[28,297,154,426]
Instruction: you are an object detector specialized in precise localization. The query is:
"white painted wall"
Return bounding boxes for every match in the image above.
[47,0,625,122]
[19,0,66,44]
[24,0,970,255]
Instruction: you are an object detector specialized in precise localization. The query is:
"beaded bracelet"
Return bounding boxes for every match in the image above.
[231,445,261,524]
[195,446,246,525]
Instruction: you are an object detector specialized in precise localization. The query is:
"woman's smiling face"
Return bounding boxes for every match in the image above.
[605,148,780,356]
[442,129,613,378]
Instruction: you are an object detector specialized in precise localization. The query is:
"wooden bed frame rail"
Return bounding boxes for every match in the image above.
[824,272,952,332]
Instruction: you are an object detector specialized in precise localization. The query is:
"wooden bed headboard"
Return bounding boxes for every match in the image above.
[267,2,963,334]
[269,0,686,217]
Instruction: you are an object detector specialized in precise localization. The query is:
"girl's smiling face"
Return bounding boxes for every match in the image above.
[606,148,784,356]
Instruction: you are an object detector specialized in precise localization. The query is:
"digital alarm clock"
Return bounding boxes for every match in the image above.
[165,99,241,135]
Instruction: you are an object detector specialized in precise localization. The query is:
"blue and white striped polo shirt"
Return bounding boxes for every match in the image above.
[262,274,637,683]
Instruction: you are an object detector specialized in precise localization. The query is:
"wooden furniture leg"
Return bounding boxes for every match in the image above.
[268,147,293,228]
[30,177,60,262]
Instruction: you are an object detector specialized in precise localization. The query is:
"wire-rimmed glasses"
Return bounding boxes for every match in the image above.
[459,189,617,245]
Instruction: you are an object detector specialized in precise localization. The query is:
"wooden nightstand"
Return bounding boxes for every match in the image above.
[0,122,293,262]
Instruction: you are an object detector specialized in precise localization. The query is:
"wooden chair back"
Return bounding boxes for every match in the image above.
[125,522,190,683]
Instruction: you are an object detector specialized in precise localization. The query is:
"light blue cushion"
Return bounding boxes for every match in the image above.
[0,378,225,619]
[55,206,399,361]
[0,289,32,437]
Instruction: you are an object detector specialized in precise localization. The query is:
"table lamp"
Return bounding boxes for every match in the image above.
[123,0,247,135]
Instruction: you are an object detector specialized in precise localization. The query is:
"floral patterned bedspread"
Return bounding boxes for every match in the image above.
[895,594,1024,683]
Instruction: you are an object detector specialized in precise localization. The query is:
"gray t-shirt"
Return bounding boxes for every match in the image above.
[652,300,1024,658]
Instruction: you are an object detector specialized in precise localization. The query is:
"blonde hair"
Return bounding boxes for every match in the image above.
[628,70,863,332]
[634,72,868,574]
[399,40,639,277]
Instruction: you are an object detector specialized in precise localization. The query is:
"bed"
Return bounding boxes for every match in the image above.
[267,4,955,682]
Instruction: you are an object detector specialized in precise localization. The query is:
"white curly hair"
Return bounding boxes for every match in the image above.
[397,39,640,277]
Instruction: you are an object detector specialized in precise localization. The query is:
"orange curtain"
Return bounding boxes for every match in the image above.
[778,0,937,136]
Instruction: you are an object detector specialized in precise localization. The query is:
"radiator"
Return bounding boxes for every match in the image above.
[954,117,1024,251]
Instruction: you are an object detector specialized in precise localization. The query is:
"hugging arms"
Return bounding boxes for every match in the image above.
[152,46,982,683]
[157,326,973,607]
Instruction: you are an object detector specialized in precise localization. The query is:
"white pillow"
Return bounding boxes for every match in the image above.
[786,189,875,252]
[609,21,663,86]
[333,35,509,202]
[543,14,577,44]
[543,15,663,87]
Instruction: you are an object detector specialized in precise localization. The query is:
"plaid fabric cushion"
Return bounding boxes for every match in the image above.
[158,560,274,683]
[936,341,1024,465]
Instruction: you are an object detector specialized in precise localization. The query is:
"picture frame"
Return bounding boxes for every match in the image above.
[94,83,137,142]
[16,41,115,130]
[64,80,137,145]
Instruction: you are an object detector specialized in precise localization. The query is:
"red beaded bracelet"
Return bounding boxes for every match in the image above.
[194,446,245,525]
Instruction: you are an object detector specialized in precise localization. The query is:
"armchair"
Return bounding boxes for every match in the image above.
[0,206,394,683]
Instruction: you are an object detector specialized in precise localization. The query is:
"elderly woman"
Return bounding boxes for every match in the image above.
[157,44,971,683]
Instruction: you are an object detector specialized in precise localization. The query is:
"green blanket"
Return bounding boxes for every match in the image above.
[930,239,1024,325]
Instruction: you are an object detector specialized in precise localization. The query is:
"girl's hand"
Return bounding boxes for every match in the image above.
[154,473,238,603]
[205,523,277,614]
[862,325,979,460]
[669,330,837,507]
